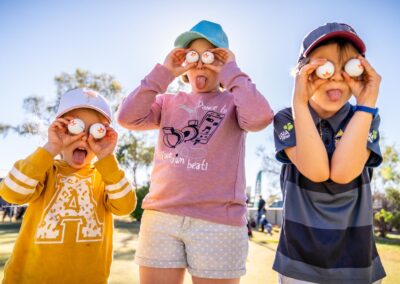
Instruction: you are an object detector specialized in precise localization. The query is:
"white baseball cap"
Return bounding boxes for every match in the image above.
[56,88,112,122]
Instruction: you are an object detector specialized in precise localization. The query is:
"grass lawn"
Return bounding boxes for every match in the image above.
[1,220,399,283]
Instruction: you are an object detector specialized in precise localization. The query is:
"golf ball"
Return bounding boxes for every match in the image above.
[90,123,106,139]
[68,118,85,135]
[315,61,335,79]
[345,58,364,77]
[201,51,214,64]
[186,51,199,63]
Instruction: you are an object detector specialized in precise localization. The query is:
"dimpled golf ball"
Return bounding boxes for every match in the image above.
[201,51,214,64]
[345,58,364,77]
[68,118,85,135]
[186,51,199,63]
[315,61,335,79]
[90,123,106,139]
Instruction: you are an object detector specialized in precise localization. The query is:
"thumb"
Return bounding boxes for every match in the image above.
[182,62,197,72]
[342,71,359,95]
[87,135,96,149]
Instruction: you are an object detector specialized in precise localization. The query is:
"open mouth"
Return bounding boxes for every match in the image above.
[195,75,207,89]
[72,147,88,165]
[326,89,342,102]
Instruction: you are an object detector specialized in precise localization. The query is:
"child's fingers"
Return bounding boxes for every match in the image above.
[342,71,361,95]
[358,56,377,76]
[182,62,197,72]
[298,58,327,78]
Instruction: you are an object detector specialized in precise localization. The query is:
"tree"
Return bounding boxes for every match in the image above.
[256,144,283,200]
[374,209,393,238]
[116,132,154,187]
[130,185,150,222]
[372,142,400,236]
[0,69,123,138]
[0,68,155,191]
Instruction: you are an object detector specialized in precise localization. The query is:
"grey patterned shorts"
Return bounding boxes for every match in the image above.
[135,210,249,279]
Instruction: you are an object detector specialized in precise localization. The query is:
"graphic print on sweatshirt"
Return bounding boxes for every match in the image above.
[35,174,103,244]
[162,110,225,148]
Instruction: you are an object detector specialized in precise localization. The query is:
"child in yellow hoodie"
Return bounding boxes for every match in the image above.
[0,88,136,284]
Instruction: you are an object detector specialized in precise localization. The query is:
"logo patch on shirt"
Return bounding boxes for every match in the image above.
[368,130,378,143]
[334,129,344,145]
[279,122,294,141]
[35,174,103,244]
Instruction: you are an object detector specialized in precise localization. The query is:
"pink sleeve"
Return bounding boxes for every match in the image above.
[117,64,175,130]
[219,61,274,132]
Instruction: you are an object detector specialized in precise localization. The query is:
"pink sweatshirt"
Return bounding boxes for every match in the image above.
[118,62,273,226]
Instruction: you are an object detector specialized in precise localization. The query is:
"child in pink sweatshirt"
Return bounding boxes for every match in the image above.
[117,20,273,284]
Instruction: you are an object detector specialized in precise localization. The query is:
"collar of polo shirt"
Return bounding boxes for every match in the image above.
[308,103,352,132]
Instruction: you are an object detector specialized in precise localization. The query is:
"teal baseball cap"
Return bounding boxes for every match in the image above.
[174,20,229,49]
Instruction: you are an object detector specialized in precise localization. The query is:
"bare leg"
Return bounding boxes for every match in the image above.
[192,276,240,284]
[139,266,186,284]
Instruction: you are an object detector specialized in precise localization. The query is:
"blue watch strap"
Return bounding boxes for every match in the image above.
[354,105,378,117]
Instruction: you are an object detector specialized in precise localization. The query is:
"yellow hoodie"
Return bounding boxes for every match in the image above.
[0,147,136,284]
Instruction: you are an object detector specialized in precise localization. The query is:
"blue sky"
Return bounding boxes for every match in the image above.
[1,0,399,196]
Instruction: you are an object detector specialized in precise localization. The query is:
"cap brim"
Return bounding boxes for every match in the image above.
[56,106,112,123]
[303,31,366,57]
[174,31,220,48]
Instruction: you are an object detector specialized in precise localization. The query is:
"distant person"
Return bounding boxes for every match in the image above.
[273,23,385,283]
[1,198,14,222]
[117,20,274,284]
[0,88,136,283]
[257,195,266,228]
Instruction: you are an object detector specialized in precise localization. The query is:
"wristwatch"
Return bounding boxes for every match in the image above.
[354,105,379,118]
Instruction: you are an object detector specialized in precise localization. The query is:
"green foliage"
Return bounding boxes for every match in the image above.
[391,211,400,231]
[131,185,149,221]
[378,144,400,189]
[375,209,394,237]
[116,132,154,187]
[386,187,400,211]
[0,68,154,187]
[0,69,123,137]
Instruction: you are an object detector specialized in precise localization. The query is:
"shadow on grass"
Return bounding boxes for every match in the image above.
[0,222,21,234]
[113,249,136,261]
[375,235,400,246]
[114,219,140,232]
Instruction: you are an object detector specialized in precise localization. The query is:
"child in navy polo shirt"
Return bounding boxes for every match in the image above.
[273,23,386,283]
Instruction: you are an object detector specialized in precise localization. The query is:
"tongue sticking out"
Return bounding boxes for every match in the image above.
[196,76,207,89]
[73,149,87,165]
[326,89,342,102]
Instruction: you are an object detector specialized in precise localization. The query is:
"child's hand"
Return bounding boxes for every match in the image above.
[44,117,85,157]
[163,48,197,77]
[343,56,381,108]
[203,48,236,73]
[87,125,118,160]
[293,58,327,105]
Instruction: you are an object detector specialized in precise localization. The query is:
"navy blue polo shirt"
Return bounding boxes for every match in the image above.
[272,103,386,283]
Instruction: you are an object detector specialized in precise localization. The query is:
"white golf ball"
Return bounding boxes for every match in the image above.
[90,123,106,139]
[186,51,199,63]
[315,61,335,79]
[68,118,85,135]
[345,58,364,77]
[201,51,214,64]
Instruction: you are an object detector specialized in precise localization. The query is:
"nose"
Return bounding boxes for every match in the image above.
[196,59,204,69]
[330,64,344,81]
